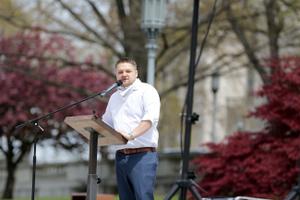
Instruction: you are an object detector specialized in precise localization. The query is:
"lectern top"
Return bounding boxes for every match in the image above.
[64,115,127,146]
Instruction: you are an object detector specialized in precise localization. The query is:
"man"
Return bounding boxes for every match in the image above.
[102,57,161,200]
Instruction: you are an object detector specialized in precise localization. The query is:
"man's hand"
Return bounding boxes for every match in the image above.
[119,131,135,141]
[117,121,151,141]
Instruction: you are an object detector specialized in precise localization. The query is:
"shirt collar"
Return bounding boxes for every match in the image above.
[118,79,141,97]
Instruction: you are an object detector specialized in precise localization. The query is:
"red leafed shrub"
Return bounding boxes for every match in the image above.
[252,56,300,133]
[0,31,114,198]
[0,31,112,129]
[192,57,300,200]
[193,132,300,199]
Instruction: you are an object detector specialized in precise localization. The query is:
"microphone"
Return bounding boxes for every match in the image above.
[100,80,123,97]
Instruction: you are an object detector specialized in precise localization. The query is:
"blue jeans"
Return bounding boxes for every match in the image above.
[115,151,158,200]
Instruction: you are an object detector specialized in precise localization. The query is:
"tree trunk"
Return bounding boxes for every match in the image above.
[2,159,16,199]
[1,134,29,199]
[116,0,148,81]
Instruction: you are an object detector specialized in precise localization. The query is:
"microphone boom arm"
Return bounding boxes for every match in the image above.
[16,80,122,130]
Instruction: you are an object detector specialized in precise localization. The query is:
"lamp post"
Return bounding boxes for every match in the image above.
[211,70,220,142]
[141,0,166,85]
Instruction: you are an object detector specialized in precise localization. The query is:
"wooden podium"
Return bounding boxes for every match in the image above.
[64,115,127,200]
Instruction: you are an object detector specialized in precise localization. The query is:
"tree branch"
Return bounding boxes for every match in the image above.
[116,0,126,18]
[264,0,283,59]
[224,1,268,83]
[86,0,121,43]
[1,64,109,103]
[157,30,190,64]
[14,139,31,166]
[0,51,114,77]
[0,13,101,45]
[160,60,248,98]
[55,0,122,57]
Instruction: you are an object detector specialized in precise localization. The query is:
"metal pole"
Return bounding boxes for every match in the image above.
[180,0,200,199]
[211,70,219,142]
[164,1,202,199]
[86,131,98,200]
[31,138,37,200]
[211,92,217,141]
[146,31,158,85]
[31,123,44,200]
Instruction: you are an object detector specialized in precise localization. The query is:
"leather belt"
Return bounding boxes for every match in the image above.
[117,147,156,155]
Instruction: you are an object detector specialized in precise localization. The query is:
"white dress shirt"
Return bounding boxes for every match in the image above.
[102,79,160,151]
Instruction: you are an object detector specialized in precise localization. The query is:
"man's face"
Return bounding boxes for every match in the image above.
[115,62,138,87]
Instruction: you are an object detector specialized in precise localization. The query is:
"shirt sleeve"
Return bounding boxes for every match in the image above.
[102,100,113,127]
[141,86,161,126]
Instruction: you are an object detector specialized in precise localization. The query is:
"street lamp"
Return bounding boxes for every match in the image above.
[211,70,220,142]
[141,0,166,85]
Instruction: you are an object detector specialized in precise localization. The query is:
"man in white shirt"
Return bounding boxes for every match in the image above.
[102,57,161,200]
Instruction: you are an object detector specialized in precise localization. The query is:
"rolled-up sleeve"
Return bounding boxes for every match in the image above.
[141,86,160,126]
[102,101,113,127]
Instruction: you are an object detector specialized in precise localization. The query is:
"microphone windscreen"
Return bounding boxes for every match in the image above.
[116,80,123,86]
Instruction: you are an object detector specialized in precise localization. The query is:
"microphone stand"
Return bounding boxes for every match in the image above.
[15,80,122,200]
[31,122,44,200]
[164,0,202,199]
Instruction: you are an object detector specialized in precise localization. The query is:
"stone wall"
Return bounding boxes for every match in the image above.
[0,151,201,198]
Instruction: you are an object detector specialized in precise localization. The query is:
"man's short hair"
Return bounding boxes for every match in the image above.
[115,57,138,69]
